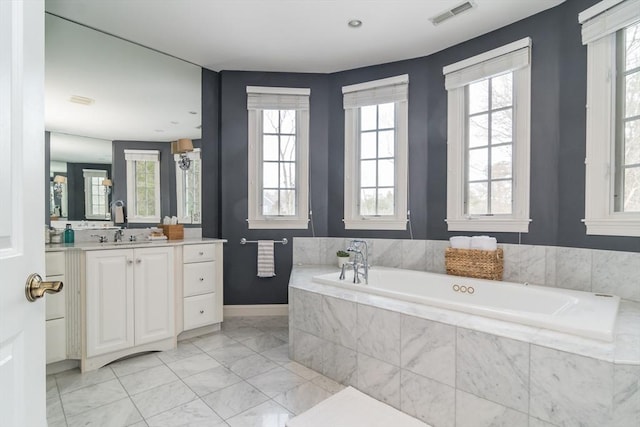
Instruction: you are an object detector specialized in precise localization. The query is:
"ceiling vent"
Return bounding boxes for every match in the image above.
[430,1,475,26]
[68,95,95,106]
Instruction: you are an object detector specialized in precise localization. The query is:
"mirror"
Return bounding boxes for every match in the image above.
[45,14,201,223]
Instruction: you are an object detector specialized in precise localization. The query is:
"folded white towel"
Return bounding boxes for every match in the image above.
[450,236,471,249]
[114,205,125,223]
[470,235,498,251]
[257,240,276,278]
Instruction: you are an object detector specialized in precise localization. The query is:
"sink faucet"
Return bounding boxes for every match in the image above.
[114,228,124,242]
[346,239,369,284]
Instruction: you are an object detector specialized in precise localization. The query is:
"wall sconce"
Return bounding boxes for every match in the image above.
[102,178,112,195]
[172,138,194,170]
[53,175,66,198]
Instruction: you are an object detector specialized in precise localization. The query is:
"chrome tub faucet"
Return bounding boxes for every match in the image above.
[346,239,369,284]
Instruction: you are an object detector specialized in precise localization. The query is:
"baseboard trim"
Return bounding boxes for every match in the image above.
[47,359,80,375]
[223,304,288,317]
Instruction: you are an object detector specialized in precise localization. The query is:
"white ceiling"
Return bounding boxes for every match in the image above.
[44,0,565,151]
[46,0,565,73]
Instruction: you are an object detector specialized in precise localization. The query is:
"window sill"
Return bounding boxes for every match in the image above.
[128,217,161,224]
[248,218,309,230]
[343,218,407,230]
[583,217,640,237]
[446,217,531,233]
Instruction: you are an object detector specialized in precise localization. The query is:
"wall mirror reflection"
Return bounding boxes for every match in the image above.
[45,13,201,225]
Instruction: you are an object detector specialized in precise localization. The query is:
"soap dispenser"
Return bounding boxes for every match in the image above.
[63,223,74,244]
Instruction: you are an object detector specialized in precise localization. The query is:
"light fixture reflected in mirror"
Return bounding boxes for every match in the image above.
[172,138,194,170]
[53,175,66,197]
[102,178,112,195]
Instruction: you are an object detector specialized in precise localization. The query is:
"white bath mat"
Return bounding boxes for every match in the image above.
[286,386,430,427]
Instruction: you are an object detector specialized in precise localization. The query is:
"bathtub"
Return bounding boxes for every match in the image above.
[313,267,620,342]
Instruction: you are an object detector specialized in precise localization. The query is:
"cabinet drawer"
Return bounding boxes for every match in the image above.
[183,261,216,297]
[45,275,65,320]
[45,251,65,276]
[183,244,215,263]
[183,293,216,330]
[46,318,66,364]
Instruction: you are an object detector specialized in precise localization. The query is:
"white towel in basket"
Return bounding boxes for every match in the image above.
[257,240,275,278]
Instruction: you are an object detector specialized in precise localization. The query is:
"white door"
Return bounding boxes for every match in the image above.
[86,250,135,357]
[134,247,175,345]
[0,1,46,426]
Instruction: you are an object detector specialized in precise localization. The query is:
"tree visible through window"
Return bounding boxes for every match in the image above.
[466,72,514,216]
[135,160,157,217]
[616,22,640,212]
[359,103,395,216]
[262,109,297,216]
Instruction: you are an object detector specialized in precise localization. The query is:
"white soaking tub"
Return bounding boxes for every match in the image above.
[313,267,620,341]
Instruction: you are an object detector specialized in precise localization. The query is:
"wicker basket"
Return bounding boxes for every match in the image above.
[445,247,504,281]
[158,224,184,240]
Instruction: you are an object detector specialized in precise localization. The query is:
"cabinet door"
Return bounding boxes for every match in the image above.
[46,318,66,364]
[134,246,174,346]
[86,249,134,357]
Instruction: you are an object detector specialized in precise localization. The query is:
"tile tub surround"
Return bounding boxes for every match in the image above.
[292,237,640,303]
[288,266,640,427]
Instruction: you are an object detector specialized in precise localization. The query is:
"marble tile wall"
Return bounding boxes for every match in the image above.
[292,237,640,302]
[289,285,640,427]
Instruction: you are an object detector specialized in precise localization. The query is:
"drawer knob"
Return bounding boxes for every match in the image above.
[127,259,133,265]
[199,277,204,282]
[199,310,204,314]
[198,251,204,255]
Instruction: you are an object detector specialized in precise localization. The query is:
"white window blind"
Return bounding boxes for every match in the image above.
[579,0,640,44]
[443,38,531,90]
[343,74,408,108]
[124,149,159,162]
[247,86,310,110]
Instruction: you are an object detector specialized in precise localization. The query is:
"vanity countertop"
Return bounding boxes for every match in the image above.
[45,237,227,252]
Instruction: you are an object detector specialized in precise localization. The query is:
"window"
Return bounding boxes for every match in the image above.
[343,75,409,230]
[83,169,109,220]
[247,86,310,229]
[581,0,640,236]
[175,148,201,224]
[444,38,531,232]
[125,149,161,223]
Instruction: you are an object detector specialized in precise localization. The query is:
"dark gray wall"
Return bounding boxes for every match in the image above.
[65,162,111,221]
[201,68,221,238]
[219,71,329,305]
[205,0,639,305]
[45,131,51,225]
[112,140,174,228]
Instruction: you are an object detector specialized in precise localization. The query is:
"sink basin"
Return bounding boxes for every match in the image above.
[98,240,155,246]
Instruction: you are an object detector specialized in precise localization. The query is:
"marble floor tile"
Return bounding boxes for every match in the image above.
[280,361,320,380]
[144,398,225,427]
[259,326,289,343]
[55,366,116,394]
[207,342,257,367]
[222,326,264,341]
[228,353,279,379]
[119,364,179,395]
[246,367,307,398]
[156,341,204,364]
[225,400,292,427]
[260,344,291,365]
[47,416,69,427]
[272,381,331,415]
[310,375,346,394]
[47,374,58,393]
[242,334,286,353]
[129,422,149,427]
[110,353,163,377]
[46,393,65,425]
[201,381,270,420]
[191,333,238,353]
[60,378,128,417]
[166,353,221,379]
[182,365,244,396]
[65,397,143,427]
[130,379,197,419]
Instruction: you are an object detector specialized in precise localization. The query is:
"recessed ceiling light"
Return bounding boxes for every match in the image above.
[348,19,362,28]
[188,111,198,115]
[154,129,165,133]
[170,121,179,125]
[69,95,94,106]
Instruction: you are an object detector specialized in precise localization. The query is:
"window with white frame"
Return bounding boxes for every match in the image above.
[247,86,310,229]
[343,75,409,230]
[83,169,109,220]
[175,148,201,224]
[125,149,161,223]
[444,38,532,233]
[581,0,640,236]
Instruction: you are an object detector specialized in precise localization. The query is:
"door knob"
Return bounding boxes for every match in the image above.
[25,273,63,302]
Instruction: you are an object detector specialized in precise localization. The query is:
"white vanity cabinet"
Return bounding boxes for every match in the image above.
[182,243,223,331]
[45,251,66,364]
[85,246,175,359]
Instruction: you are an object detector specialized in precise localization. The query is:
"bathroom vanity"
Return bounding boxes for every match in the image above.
[45,238,225,372]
